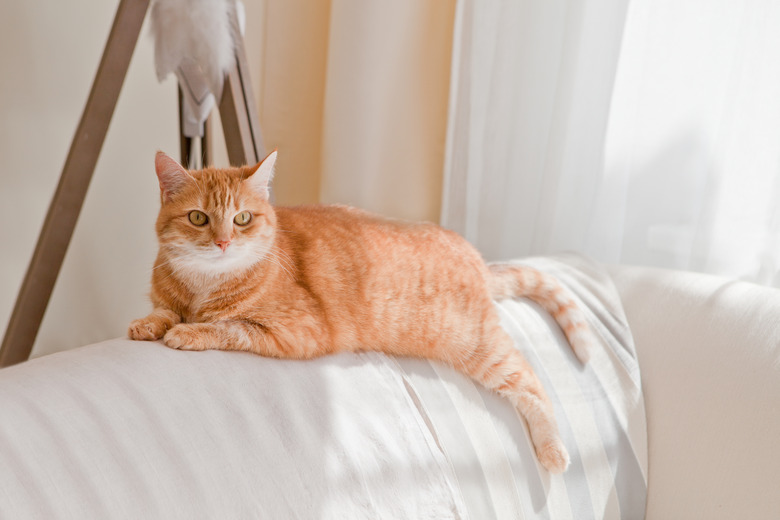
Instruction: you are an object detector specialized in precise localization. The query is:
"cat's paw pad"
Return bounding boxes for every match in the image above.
[537,440,570,474]
[164,325,207,351]
[128,317,167,341]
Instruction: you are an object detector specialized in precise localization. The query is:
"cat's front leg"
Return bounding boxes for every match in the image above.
[163,323,220,351]
[164,320,320,359]
[128,308,181,341]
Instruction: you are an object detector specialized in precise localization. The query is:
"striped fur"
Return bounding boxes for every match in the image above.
[129,151,597,473]
[488,264,593,363]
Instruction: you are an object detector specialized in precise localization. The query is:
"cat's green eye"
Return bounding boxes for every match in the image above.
[188,210,208,226]
[234,211,252,226]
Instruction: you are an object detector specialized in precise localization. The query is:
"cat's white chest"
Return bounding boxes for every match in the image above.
[178,271,224,320]
[188,291,210,318]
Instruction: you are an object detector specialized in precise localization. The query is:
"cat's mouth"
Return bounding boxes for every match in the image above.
[202,245,247,263]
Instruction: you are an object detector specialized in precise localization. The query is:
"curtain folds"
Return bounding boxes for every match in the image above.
[442,0,780,285]
[443,0,630,261]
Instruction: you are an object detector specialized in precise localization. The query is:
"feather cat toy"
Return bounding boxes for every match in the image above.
[151,0,243,138]
[129,150,595,473]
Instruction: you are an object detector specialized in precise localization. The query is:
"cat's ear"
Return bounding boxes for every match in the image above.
[244,149,277,199]
[155,151,190,202]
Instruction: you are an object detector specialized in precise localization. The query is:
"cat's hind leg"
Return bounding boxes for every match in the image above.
[458,323,569,473]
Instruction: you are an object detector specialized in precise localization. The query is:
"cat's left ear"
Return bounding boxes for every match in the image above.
[244,149,277,199]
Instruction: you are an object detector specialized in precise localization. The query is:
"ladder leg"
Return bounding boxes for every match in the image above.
[178,85,195,168]
[219,14,265,166]
[202,116,213,167]
[0,0,150,367]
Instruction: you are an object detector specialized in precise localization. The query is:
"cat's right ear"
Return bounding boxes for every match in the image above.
[244,149,277,200]
[155,152,190,202]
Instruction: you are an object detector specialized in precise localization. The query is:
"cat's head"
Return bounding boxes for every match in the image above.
[153,150,278,278]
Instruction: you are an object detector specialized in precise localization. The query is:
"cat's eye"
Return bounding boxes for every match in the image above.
[234,211,252,226]
[188,210,208,226]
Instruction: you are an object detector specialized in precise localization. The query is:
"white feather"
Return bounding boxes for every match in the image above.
[150,0,238,98]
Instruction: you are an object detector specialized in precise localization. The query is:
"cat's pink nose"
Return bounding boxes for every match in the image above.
[215,239,231,252]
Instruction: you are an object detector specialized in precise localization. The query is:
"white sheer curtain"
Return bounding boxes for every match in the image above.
[443,0,780,286]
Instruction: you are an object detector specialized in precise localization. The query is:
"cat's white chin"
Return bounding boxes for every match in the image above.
[169,244,263,278]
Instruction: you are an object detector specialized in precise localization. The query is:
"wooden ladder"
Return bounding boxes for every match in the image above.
[0,0,264,367]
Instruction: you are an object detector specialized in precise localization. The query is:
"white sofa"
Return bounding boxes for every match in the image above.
[610,266,780,519]
[0,263,778,519]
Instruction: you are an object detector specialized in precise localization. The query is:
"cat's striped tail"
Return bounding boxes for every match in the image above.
[488,263,594,363]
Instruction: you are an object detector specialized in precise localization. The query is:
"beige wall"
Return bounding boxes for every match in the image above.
[320,0,454,222]
[256,0,332,206]
[0,0,454,358]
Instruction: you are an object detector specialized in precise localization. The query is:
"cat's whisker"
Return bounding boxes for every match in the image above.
[273,253,296,278]
[194,179,206,201]
[268,260,292,281]
[148,256,178,276]
[271,247,294,271]
[148,263,180,285]
[270,245,295,272]
[263,250,294,280]
[150,259,173,272]
[183,168,206,201]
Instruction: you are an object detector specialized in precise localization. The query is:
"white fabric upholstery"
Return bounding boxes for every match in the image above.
[610,266,780,520]
[393,255,647,519]
[0,256,645,519]
[0,342,465,519]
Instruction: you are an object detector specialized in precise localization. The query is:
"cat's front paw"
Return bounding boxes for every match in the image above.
[164,324,209,351]
[128,316,168,341]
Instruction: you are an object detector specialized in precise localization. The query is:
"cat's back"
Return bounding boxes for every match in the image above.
[272,204,491,353]
[275,203,418,231]
[274,204,473,260]
[273,203,487,297]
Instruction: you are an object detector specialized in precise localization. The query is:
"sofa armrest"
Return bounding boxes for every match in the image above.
[609,266,780,520]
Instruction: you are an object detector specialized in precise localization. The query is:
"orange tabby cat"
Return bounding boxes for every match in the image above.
[129,150,594,473]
